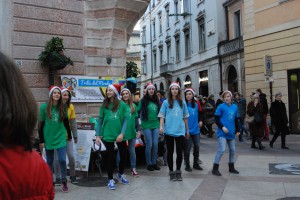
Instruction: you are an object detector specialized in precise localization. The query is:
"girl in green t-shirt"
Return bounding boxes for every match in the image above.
[38,86,72,193]
[95,84,129,190]
[138,82,161,171]
[117,88,141,177]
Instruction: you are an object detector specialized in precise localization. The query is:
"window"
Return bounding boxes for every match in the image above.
[142,53,147,74]
[233,10,242,37]
[165,5,170,28]
[167,42,171,63]
[152,18,156,39]
[183,0,189,13]
[175,36,180,62]
[198,17,205,51]
[184,29,191,58]
[174,0,179,21]
[142,26,146,45]
[159,46,163,66]
[158,12,162,34]
[153,49,157,71]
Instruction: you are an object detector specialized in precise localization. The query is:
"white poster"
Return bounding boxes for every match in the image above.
[61,75,112,102]
[73,123,95,171]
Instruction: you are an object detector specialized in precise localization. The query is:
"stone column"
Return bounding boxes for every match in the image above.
[84,0,150,77]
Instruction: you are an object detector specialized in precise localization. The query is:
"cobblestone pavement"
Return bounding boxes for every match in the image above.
[55,134,300,200]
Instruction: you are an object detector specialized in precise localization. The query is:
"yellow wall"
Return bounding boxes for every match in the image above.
[255,0,300,31]
[244,26,300,104]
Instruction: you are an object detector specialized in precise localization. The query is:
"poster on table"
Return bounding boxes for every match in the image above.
[60,75,126,103]
[72,123,95,171]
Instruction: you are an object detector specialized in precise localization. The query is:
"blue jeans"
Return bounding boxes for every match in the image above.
[214,137,235,164]
[46,146,67,182]
[184,134,200,165]
[117,138,137,169]
[143,128,159,165]
[54,140,76,178]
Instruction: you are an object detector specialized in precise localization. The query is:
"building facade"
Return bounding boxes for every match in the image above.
[0,0,149,115]
[243,0,300,134]
[139,0,228,98]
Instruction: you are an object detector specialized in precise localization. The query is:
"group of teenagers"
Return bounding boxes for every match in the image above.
[93,81,243,190]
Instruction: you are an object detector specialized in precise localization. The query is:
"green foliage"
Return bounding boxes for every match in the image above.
[126,61,140,78]
[38,37,73,70]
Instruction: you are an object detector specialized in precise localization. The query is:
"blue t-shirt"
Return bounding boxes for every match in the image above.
[214,102,239,140]
[187,102,200,135]
[158,100,189,137]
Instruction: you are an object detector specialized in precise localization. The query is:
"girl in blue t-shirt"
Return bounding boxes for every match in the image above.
[158,82,189,181]
[212,90,240,176]
[183,88,203,172]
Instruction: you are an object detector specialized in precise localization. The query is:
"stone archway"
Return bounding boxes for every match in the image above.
[227,65,238,93]
[83,0,150,77]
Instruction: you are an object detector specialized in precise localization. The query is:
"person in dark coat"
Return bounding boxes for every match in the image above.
[202,97,215,137]
[256,89,270,140]
[269,92,289,149]
[247,93,265,150]
[233,92,248,142]
[215,91,224,108]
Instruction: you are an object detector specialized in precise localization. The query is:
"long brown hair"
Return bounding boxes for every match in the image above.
[47,89,65,121]
[168,87,183,108]
[0,52,37,150]
[102,89,120,112]
[121,90,135,113]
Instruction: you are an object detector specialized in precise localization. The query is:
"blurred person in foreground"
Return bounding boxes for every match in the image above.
[0,51,54,199]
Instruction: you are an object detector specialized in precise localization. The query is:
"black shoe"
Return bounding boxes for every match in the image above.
[169,172,177,181]
[228,163,239,174]
[175,170,182,181]
[193,163,203,171]
[147,165,154,171]
[54,178,61,186]
[259,146,265,150]
[185,165,192,172]
[269,142,273,148]
[70,176,78,184]
[281,146,289,149]
[212,164,222,176]
[251,145,258,149]
[152,164,160,170]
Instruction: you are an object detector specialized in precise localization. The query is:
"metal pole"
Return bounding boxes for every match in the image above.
[270,81,273,102]
[149,4,153,83]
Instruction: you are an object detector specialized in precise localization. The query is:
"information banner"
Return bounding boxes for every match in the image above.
[73,123,95,171]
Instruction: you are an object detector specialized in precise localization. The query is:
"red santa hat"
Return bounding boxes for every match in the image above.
[108,84,121,100]
[49,85,61,97]
[169,82,180,89]
[60,87,69,94]
[184,87,195,95]
[145,82,155,91]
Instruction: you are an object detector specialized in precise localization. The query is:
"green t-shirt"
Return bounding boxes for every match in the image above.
[97,101,127,142]
[138,101,160,130]
[124,103,138,140]
[38,103,67,150]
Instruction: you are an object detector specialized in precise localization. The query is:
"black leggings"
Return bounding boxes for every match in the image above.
[103,141,127,180]
[165,135,185,171]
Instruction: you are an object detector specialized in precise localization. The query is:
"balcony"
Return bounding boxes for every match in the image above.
[160,63,174,77]
[219,36,244,56]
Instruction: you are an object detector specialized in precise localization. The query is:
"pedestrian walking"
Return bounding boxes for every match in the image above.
[212,91,240,176]
[256,89,270,140]
[158,82,189,181]
[233,92,248,142]
[247,93,265,150]
[95,84,129,190]
[270,92,290,149]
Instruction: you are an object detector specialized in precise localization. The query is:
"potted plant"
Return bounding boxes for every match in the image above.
[38,37,73,86]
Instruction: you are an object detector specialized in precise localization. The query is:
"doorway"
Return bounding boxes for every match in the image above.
[288,70,300,134]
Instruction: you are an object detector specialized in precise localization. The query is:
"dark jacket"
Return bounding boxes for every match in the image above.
[233,98,246,120]
[202,102,215,125]
[216,99,223,108]
[270,100,288,126]
[247,101,264,137]
[259,93,268,115]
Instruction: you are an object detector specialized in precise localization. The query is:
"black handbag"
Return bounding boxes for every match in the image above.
[254,111,264,124]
